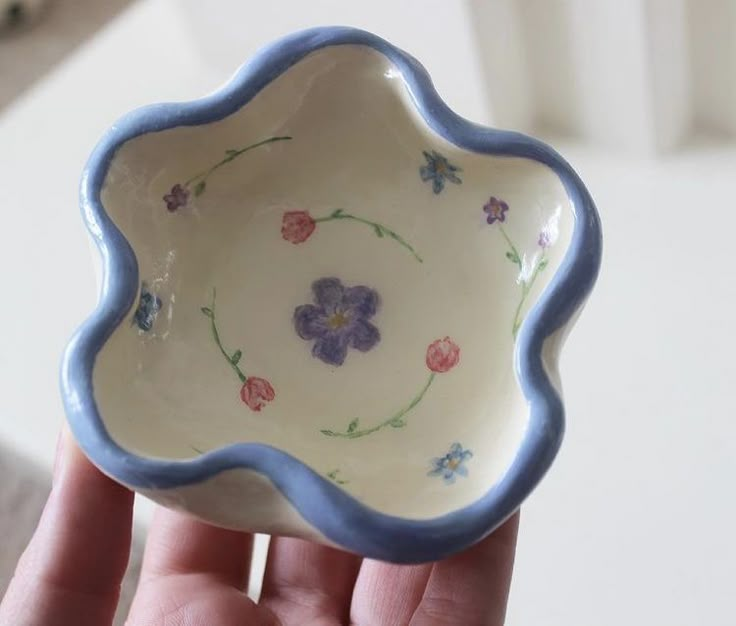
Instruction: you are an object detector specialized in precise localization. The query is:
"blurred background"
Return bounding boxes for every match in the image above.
[0,1,733,624]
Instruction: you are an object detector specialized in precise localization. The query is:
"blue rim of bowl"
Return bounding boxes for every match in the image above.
[60,26,602,563]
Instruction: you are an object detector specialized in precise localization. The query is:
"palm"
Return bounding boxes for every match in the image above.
[0,434,518,626]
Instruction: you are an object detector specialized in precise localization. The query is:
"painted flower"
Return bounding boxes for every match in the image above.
[426,337,460,373]
[281,210,316,243]
[538,230,551,249]
[294,277,380,366]
[163,184,189,212]
[133,283,161,331]
[428,443,473,484]
[240,377,275,411]
[419,150,462,194]
[483,196,509,224]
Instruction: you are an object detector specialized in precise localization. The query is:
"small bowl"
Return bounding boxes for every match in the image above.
[61,27,601,563]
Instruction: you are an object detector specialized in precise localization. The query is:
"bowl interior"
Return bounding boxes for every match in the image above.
[93,45,573,520]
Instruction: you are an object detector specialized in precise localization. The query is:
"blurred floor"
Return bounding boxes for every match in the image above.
[0,0,133,111]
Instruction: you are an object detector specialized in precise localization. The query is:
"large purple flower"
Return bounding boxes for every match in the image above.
[294,277,380,366]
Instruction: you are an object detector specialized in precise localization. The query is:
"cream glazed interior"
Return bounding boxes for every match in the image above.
[63,28,601,562]
[92,45,573,522]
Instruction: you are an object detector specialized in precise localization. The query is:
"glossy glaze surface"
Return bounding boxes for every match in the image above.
[94,46,571,519]
[62,27,601,562]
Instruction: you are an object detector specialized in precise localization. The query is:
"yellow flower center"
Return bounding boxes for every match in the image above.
[447,458,459,470]
[435,161,446,174]
[328,311,349,329]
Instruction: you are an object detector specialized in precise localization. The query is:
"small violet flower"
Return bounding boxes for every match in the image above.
[538,230,552,249]
[163,184,189,212]
[428,443,473,484]
[294,277,380,366]
[281,210,317,243]
[483,196,509,224]
[240,377,275,412]
[419,150,462,194]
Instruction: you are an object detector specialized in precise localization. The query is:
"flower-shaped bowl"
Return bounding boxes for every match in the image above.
[61,27,601,563]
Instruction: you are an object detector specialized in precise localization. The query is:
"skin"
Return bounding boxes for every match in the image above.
[0,429,519,626]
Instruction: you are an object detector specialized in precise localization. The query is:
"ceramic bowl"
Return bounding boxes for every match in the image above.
[61,27,601,563]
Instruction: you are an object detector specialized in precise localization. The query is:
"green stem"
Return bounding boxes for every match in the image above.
[206,288,247,383]
[184,136,292,187]
[314,210,423,263]
[499,225,523,272]
[321,372,436,439]
[512,252,547,338]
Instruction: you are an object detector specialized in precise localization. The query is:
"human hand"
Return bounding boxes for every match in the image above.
[0,429,518,625]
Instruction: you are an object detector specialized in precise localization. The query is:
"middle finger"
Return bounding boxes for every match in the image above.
[138,507,253,589]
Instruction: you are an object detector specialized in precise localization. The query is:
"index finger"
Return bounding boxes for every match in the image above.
[0,428,134,626]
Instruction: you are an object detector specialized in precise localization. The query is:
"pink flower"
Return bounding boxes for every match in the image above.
[426,337,460,373]
[240,377,275,411]
[281,210,316,243]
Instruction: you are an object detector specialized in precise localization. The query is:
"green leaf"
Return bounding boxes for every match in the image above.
[321,429,336,436]
[231,349,242,364]
[347,418,359,433]
[389,417,406,428]
[330,208,344,218]
[194,180,206,196]
[505,251,519,263]
[538,259,549,271]
[327,470,349,485]
[225,149,238,156]
[374,225,384,238]
[200,306,213,317]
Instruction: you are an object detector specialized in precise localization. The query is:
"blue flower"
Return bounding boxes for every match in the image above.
[419,150,462,194]
[294,277,380,366]
[428,443,473,484]
[133,283,161,331]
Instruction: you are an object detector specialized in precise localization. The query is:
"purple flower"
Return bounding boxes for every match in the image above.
[294,277,380,366]
[483,196,509,224]
[163,184,189,212]
[538,230,551,248]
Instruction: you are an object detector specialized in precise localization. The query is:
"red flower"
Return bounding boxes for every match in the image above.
[240,377,275,411]
[281,210,316,243]
[426,337,460,373]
